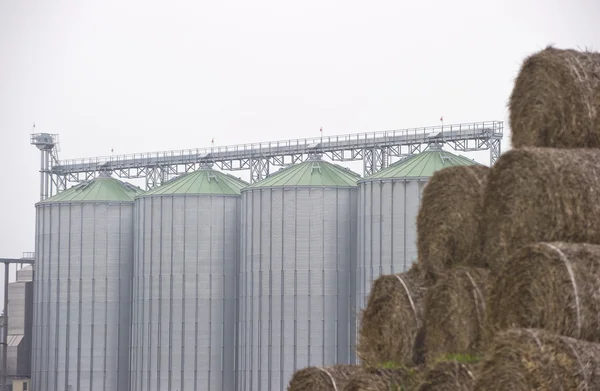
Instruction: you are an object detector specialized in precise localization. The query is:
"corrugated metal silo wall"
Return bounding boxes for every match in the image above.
[356,179,427,313]
[130,195,239,391]
[237,186,358,391]
[31,201,133,391]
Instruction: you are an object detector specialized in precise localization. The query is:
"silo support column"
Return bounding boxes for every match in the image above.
[363,148,387,177]
[250,158,269,183]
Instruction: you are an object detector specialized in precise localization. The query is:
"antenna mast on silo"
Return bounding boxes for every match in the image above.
[30,126,62,200]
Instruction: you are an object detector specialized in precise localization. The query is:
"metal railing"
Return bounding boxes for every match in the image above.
[51,121,503,174]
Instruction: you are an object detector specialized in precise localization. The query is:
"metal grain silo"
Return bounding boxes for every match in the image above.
[237,156,360,391]
[356,146,482,310]
[31,174,142,391]
[130,164,247,391]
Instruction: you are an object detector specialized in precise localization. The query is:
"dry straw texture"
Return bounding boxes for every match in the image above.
[423,267,489,363]
[357,264,426,367]
[417,165,488,281]
[343,367,420,391]
[473,328,600,391]
[416,360,476,391]
[480,147,600,270]
[287,365,359,391]
[509,46,600,149]
[488,242,600,342]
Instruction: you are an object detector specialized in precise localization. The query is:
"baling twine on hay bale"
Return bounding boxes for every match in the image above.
[422,267,489,364]
[417,165,489,282]
[487,242,600,343]
[416,360,476,391]
[474,328,600,390]
[287,365,360,391]
[343,367,420,391]
[509,46,600,149]
[357,264,426,367]
[480,147,600,271]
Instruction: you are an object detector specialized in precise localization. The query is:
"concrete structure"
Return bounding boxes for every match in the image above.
[237,156,360,391]
[5,266,34,385]
[130,165,247,391]
[356,146,483,310]
[31,174,142,391]
[12,377,30,391]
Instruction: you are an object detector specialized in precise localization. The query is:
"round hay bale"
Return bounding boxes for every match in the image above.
[287,365,359,391]
[509,46,600,149]
[473,328,600,391]
[416,360,476,391]
[488,242,600,342]
[480,147,600,271]
[343,367,420,391]
[357,264,426,367]
[417,165,489,281]
[422,267,489,363]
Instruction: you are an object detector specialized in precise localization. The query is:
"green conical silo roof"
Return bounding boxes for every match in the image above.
[246,158,360,188]
[141,166,248,196]
[39,176,144,203]
[365,148,482,180]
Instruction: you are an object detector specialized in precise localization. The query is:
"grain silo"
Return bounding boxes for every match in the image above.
[356,146,482,310]
[31,174,142,391]
[130,164,247,391]
[237,156,360,391]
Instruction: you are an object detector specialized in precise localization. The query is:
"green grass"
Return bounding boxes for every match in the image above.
[434,353,481,364]
[379,361,404,369]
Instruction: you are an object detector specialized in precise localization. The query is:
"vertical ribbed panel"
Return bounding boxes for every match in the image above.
[237,186,358,391]
[31,201,133,391]
[130,194,239,391]
[356,178,426,312]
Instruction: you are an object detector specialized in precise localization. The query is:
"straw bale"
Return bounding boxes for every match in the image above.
[417,165,488,282]
[480,147,600,270]
[488,242,600,342]
[343,367,420,391]
[422,267,489,363]
[416,360,476,391]
[357,264,426,367]
[473,328,600,391]
[287,365,360,391]
[509,46,600,149]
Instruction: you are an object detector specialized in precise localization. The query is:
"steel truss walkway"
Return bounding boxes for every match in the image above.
[31,120,503,198]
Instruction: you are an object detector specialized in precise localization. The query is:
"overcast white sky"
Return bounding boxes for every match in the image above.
[1,0,599,304]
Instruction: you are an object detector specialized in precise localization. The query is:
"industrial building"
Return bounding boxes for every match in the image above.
[0,122,502,390]
[0,266,34,389]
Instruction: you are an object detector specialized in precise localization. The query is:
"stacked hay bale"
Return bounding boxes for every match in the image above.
[479,147,600,270]
[287,365,359,391]
[509,46,600,149]
[416,165,489,282]
[470,46,600,388]
[487,242,600,340]
[416,358,476,391]
[474,328,600,390]
[343,367,421,391]
[356,263,426,367]
[422,267,489,364]
[415,165,491,366]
